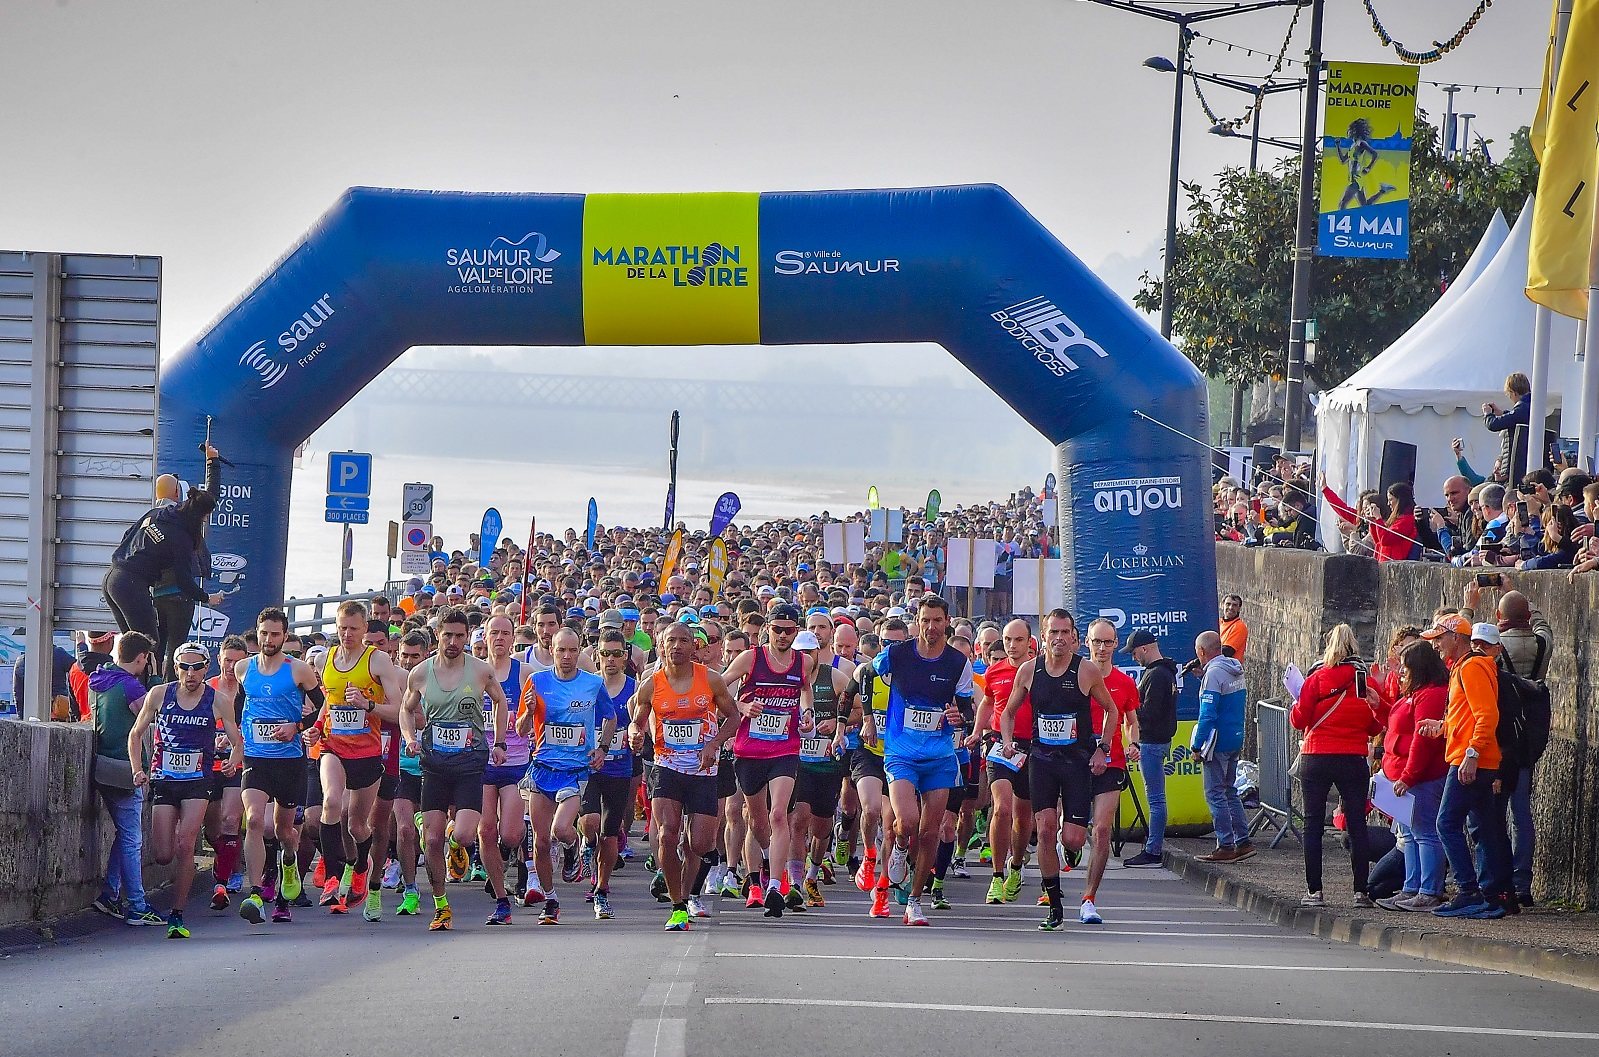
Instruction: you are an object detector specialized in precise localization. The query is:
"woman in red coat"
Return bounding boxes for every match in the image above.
[1291,623,1383,908]
[1322,480,1421,562]
[1374,641,1450,911]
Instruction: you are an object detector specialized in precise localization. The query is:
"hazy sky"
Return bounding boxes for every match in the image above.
[3,0,1547,378]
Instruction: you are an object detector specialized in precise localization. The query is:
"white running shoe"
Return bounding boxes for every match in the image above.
[903,898,929,926]
[886,844,909,885]
[686,896,710,919]
[1079,899,1103,925]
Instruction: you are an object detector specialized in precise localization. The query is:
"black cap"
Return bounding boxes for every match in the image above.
[768,603,802,624]
[1126,629,1158,651]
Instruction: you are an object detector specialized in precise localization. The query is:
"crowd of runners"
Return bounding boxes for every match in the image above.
[96,499,1168,938]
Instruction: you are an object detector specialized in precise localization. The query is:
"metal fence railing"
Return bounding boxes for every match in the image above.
[285,590,378,636]
[1249,701,1301,848]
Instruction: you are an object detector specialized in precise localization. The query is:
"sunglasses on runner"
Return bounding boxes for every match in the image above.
[176,660,208,671]
[768,624,798,634]
[597,649,627,658]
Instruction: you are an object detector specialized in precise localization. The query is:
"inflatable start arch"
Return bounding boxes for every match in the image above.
[158,185,1215,659]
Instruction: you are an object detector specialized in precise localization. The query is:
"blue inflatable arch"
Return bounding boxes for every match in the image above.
[159,185,1214,656]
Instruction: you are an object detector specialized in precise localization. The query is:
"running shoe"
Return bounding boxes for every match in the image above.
[594,891,614,919]
[1352,892,1377,909]
[1122,851,1163,869]
[486,898,513,926]
[226,871,244,893]
[166,911,189,939]
[1037,892,1051,906]
[558,843,578,884]
[745,883,764,910]
[581,846,596,884]
[446,841,469,882]
[270,899,292,924]
[986,876,1006,904]
[903,898,929,926]
[210,885,230,911]
[719,872,742,898]
[124,907,165,927]
[1002,866,1025,903]
[260,880,276,903]
[885,844,909,885]
[665,908,691,931]
[966,831,986,852]
[687,896,710,919]
[363,888,383,922]
[290,889,313,909]
[1079,899,1103,925]
[650,871,671,903]
[855,858,877,892]
[91,894,122,919]
[1063,846,1081,871]
[951,856,970,880]
[869,886,892,918]
[978,846,992,864]
[383,860,401,891]
[785,887,806,912]
[803,879,826,907]
[834,838,851,866]
[320,878,341,907]
[468,860,487,884]
[396,889,420,916]
[313,856,327,889]
[279,861,302,901]
[429,905,453,931]
[328,893,348,915]
[538,899,560,925]
[239,893,265,924]
[930,881,951,911]
[644,854,658,873]
[762,885,785,918]
[819,860,835,886]
[1299,891,1326,908]
[1468,900,1507,920]
[521,886,546,908]
[1039,911,1065,931]
[350,869,370,902]
[893,878,911,906]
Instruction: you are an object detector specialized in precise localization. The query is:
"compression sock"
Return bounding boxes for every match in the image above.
[693,852,716,895]
[434,893,448,909]
[354,837,373,875]
[213,834,240,883]
[935,839,954,881]
[263,838,281,880]
[320,825,346,879]
[1043,875,1063,915]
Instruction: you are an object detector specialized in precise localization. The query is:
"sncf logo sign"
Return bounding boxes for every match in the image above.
[992,297,1108,377]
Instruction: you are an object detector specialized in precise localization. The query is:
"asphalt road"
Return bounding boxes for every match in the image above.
[7,858,1599,1057]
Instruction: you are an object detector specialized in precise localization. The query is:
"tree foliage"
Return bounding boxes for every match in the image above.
[1134,116,1540,387]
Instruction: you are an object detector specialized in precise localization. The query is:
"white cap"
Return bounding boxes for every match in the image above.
[794,630,821,650]
[1470,622,1501,645]
[886,606,907,618]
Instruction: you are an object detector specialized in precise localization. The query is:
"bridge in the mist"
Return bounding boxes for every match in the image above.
[324,367,1033,471]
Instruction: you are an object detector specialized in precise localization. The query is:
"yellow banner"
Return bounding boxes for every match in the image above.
[658,529,684,588]
[1528,0,1599,320]
[1317,61,1418,260]
[582,193,760,344]
[707,536,728,598]
[1530,0,1560,162]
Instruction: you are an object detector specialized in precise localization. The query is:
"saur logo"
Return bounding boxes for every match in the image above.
[590,242,749,288]
[239,294,335,389]
[446,231,560,293]
[991,296,1108,377]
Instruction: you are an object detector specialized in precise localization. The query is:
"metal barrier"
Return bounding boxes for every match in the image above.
[285,590,377,635]
[1248,700,1301,848]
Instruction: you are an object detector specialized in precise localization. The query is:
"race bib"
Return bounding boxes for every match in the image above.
[1037,715,1076,745]
[663,720,702,750]
[608,727,628,753]
[992,748,1028,771]
[251,719,285,744]
[905,707,944,733]
[329,706,368,735]
[750,710,790,740]
[381,730,393,757]
[800,736,832,762]
[432,723,470,753]
[161,750,202,778]
[546,723,585,748]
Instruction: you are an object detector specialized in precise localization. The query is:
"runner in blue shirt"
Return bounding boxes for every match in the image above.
[579,627,635,920]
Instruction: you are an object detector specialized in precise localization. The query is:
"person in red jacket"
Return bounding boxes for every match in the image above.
[1290,623,1383,908]
[1322,479,1422,562]
[1374,642,1450,911]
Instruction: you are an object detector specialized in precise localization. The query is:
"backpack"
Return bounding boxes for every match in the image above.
[1494,655,1551,773]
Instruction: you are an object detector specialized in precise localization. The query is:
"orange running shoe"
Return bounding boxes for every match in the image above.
[869,884,892,918]
[319,877,341,907]
[312,856,327,890]
[349,870,369,902]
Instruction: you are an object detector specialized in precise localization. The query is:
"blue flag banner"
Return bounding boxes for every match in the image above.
[478,507,501,569]
[585,498,598,549]
[710,491,742,537]
[663,484,676,532]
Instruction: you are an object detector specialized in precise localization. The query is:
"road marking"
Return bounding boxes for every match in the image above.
[703,998,1599,1041]
[711,953,1503,975]
[709,919,1294,939]
[624,1018,685,1057]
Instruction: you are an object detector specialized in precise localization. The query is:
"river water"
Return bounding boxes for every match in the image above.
[285,450,1032,600]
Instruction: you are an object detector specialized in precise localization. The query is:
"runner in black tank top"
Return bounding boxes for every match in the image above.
[1001,609,1114,931]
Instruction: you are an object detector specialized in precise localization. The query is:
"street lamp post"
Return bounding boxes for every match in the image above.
[1077,0,1307,342]
[1280,0,1325,454]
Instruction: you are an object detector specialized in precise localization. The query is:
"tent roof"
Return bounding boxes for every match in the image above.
[1323,200,1582,415]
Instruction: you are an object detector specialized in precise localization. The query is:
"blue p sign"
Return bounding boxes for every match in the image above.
[327,452,372,497]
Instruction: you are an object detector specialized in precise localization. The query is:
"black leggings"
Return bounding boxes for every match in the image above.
[103,566,158,639]
[1299,753,1371,896]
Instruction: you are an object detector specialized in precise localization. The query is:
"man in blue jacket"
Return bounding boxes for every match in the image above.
[1191,630,1254,863]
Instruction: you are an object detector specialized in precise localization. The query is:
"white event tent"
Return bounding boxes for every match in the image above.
[1316,201,1582,536]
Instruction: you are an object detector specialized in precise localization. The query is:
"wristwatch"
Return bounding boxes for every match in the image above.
[1464,747,1480,760]
[494,741,507,749]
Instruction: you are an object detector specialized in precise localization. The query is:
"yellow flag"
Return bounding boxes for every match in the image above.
[658,529,684,588]
[707,536,728,598]
[1527,0,1599,319]
[1530,0,1560,162]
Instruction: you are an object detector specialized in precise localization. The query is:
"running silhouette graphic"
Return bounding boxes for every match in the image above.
[1335,118,1396,210]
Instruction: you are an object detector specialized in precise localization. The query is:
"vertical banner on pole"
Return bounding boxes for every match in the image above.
[664,410,680,530]
[924,489,941,524]
[1317,61,1419,260]
[709,491,741,537]
[867,485,880,510]
[659,529,684,586]
[585,498,598,549]
[521,517,536,621]
[707,536,729,597]
[478,508,501,569]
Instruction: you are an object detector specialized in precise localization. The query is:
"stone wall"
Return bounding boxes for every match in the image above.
[1216,542,1599,908]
